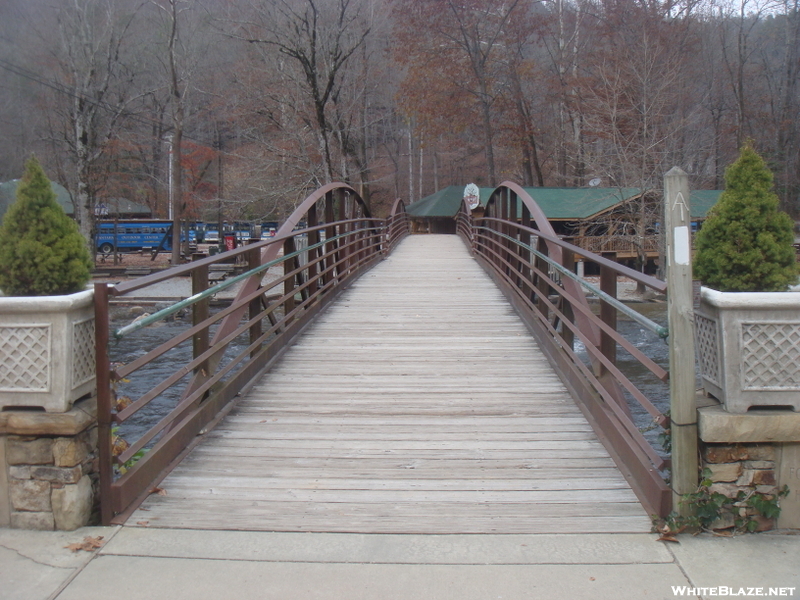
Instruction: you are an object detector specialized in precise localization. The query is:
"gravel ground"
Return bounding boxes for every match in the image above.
[94,245,283,301]
[575,276,662,303]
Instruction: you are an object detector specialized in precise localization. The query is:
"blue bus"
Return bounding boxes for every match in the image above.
[95,220,195,254]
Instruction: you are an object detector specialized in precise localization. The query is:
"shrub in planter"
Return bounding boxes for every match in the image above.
[0,157,95,412]
[693,145,800,412]
[0,156,92,296]
[693,143,797,292]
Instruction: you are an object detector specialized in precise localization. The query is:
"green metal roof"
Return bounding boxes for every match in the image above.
[520,187,642,220]
[689,190,723,220]
[405,186,487,218]
[0,179,74,220]
[0,180,152,222]
[407,185,723,221]
[407,186,642,220]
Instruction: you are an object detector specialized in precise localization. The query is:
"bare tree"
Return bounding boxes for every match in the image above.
[40,0,139,250]
[395,0,524,187]
[235,0,374,186]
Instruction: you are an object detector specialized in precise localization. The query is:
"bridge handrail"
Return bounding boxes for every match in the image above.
[95,183,410,524]
[457,181,672,518]
[477,222,668,338]
[112,221,382,339]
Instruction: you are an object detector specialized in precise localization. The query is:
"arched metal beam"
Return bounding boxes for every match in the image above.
[211,183,369,347]
[482,181,601,349]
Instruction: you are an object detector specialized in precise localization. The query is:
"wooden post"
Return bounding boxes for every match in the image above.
[665,166,698,514]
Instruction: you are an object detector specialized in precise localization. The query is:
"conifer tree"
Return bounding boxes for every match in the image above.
[693,144,798,292]
[0,157,92,296]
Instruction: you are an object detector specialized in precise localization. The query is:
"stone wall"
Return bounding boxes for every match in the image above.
[0,396,98,530]
[701,442,781,530]
[698,401,800,530]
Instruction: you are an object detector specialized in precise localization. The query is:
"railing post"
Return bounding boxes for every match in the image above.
[307,203,319,297]
[191,253,210,373]
[535,237,550,320]
[93,282,114,525]
[665,166,698,515]
[599,251,618,375]
[247,241,262,357]
[561,249,576,350]
[283,237,296,324]
[324,191,336,286]
[501,188,510,277]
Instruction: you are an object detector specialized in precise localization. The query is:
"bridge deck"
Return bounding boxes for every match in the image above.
[130,235,651,533]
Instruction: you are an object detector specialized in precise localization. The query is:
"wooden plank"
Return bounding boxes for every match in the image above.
[130,235,651,534]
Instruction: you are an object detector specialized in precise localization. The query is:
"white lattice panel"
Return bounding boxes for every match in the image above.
[0,325,51,391]
[694,312,720,386]
[72,317,95,388]
[742,322,800,390]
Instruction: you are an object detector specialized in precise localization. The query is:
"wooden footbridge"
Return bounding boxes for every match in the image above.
[94,182,676,534]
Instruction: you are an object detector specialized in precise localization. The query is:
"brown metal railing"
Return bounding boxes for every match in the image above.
[457,182,672,518]
[94,184,409,524]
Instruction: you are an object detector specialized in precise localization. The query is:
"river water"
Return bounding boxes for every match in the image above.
[109,308,249,443]
[590,302,672,457]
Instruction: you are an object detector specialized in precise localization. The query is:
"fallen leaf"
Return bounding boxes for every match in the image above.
[136,521,150,527]
[657,533,680,543]
[150,487,167,496]
[111,435,130,457]
[589,577,596,582]
[65,536,105,553]
[114,395,133,411]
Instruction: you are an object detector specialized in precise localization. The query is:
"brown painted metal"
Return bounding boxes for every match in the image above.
[191,254,210,375]
[560,249,576,350]
[93,184,409,524]
[473,252,671,517]
[461,183,672,517]
[93,282,113,526]
[247,241,262,358]
[599,252,618,375]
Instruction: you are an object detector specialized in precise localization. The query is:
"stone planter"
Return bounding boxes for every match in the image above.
[0,289,95,413]
[695,287,800,413]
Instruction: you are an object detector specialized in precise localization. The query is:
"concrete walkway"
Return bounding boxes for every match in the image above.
[2,525,797,599]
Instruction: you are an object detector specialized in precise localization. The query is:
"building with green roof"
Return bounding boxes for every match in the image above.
[0,179,74,221]
[0,179,152,223]
[406,184,722,263]
[407,185,721,223]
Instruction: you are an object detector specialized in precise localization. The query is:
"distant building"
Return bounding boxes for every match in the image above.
[406,185,722,272]
[0,179,74,221]
[0,179,152,222]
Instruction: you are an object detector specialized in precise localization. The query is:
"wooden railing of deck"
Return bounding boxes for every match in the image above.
[570,235,661,257]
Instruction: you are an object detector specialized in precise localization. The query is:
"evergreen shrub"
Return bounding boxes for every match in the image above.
[693,144,798,292]
[0,157,92,296]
